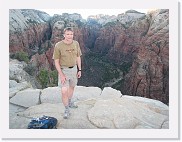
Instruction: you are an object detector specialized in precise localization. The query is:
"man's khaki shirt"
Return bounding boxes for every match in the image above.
[53,40,82,67]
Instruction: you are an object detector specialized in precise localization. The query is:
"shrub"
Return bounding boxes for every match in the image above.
[14,51,29,63]
[38,69,49,88]
[49,70,58,87]
[37,69,58,88]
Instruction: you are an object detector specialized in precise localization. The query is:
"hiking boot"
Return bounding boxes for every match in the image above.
[63,109,70,119]
[69,102,78,108]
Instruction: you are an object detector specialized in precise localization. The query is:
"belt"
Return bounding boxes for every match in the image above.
[61,66,75,69]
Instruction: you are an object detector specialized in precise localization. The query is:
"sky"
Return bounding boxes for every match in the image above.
[38,9,151,19]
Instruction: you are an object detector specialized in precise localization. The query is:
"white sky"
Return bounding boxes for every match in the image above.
[38,9,150,19]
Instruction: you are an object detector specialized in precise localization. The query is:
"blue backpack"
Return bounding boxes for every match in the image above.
[27,115,58,129]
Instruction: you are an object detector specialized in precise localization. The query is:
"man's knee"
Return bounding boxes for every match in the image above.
[69,86,75,90]
[61,87,68,95]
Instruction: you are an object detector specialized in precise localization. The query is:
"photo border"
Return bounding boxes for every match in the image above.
[0,0,179,140]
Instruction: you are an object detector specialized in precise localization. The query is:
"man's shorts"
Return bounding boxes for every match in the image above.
[58,65,78,88]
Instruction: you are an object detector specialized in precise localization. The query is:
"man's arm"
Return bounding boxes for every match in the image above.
[76,56,81,78]
[76,56,81,71]
[54,59,63,75]
[54,59,66,84]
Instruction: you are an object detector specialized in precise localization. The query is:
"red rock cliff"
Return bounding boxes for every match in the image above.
[121,10,169,104]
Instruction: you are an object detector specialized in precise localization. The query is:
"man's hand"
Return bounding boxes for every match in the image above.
[77,71,81,78]
[60,74,67,85]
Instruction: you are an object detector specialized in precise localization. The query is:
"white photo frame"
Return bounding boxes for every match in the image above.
[0,0,179,140]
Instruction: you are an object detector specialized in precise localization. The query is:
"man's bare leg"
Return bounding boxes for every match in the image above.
[68,86,74,99]
[68,86,78,108]
[61,87,70,119]
[61,87,69,106]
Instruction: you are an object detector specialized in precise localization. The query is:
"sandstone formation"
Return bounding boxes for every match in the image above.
[121,10,169,104]
[9,59,41,88]
[9,59,168,129]
[10,85,169,129]
[9,9,51,55]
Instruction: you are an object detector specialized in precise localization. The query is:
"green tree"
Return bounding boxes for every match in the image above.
[49,70,58,87]
[14,51,29,63]
[38,69,49,88]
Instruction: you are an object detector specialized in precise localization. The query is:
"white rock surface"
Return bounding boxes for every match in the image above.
[88,97,168,129]
[9,80,18,88]
[9,86,169,129]
[10,89,41,108]
[9,81,31,98]
[41,87,61,103]
[99,87,122,99]
[73,86,102,101]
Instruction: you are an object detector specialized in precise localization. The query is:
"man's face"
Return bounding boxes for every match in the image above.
[64,30,74,41]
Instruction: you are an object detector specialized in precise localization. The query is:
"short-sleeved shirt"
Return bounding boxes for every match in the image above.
[52,40,82,67]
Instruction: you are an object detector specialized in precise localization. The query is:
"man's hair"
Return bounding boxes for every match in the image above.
[63,27,74,33]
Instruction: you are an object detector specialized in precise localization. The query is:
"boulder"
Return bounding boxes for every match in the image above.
[10,89,41,107]
[9,59,39,88]
[9,103,28,129]
[40,87,61,104]
[9,81,31,98]
[9,80,18,88]
[99,87,122,99]
[73,86,102,101]
[88,96,168,129]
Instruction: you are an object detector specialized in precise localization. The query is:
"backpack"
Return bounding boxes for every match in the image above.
[27,115,58,129]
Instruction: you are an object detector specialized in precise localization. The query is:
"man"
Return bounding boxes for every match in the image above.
[53,27,82,119]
